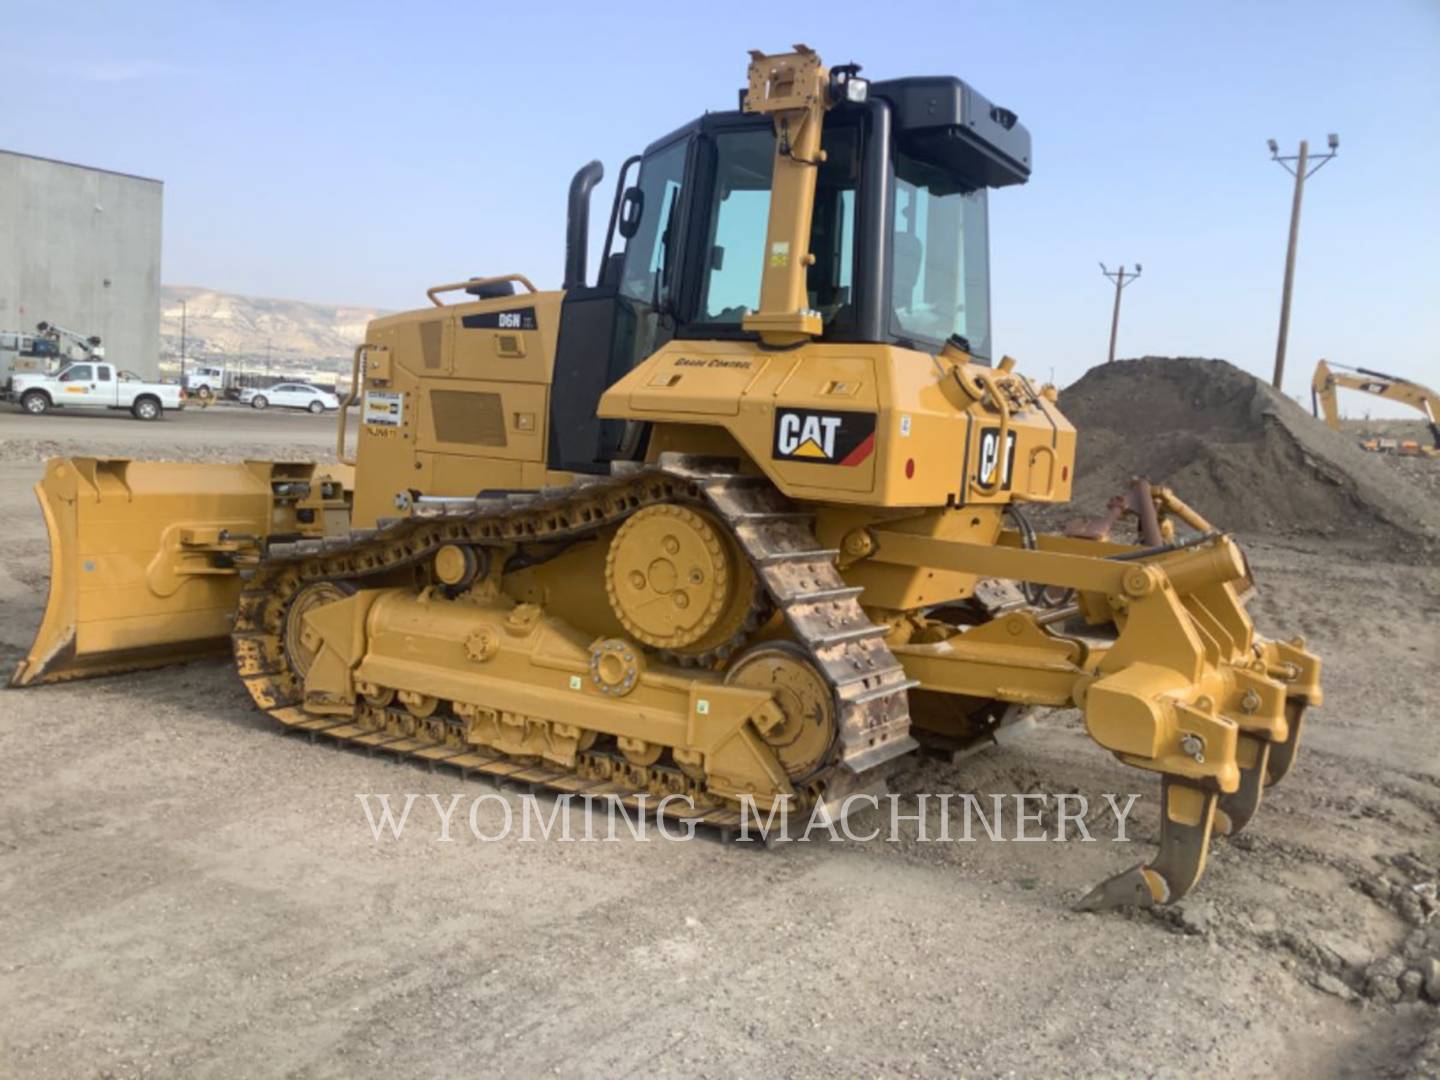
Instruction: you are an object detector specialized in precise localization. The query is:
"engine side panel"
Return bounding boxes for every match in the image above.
[352,291,568,528]
[600,339,1075,509]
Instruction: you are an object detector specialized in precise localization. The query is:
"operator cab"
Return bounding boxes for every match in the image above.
[549,75,1032,474]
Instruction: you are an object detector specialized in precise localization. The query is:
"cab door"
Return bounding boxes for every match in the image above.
[548,131,696,472]
[92,364,118,405]
[54,364,106,406]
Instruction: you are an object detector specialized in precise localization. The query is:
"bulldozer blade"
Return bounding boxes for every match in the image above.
[1077,777,1217,911]
[11,458,279,687]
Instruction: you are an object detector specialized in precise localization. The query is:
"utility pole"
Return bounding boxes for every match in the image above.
[1267,134,1338,390]
[178,298,187,384]
[265,339,272,382]
[1099,263,1142,364]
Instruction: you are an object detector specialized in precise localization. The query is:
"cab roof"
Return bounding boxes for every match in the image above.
[645,73,1032,191]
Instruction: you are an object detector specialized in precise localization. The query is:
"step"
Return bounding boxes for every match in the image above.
[729,510,813,524]
[833,663,909,690]
[808,623,888,648]
[753,547,840,567]
[847,677,921,705]
[780,584,864,605]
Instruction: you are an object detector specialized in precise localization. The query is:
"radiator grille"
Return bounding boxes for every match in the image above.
[419,320,443,369]
[429,390,507,446]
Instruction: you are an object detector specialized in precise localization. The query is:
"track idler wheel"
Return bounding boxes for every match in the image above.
[283,580,357,679]
[1076,776,1218,911]
[724,642,836,781]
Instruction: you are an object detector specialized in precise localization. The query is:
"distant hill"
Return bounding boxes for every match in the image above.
[160,286,387,380]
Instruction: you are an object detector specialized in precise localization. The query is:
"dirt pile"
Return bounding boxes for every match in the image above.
[1057,357,1440,558]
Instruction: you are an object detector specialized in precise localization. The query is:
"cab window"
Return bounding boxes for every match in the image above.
[60,365,92,382]
[619,139,688,307]
[698,128,772,322]
[97,366,111,381]
[616,136,691,372]
[807,125,859,324]
[890,152,992,357]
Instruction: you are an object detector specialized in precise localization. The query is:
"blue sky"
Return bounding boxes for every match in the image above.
[4,1,1437,406]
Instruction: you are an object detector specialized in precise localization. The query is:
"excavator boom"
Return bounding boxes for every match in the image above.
[1312,358,1440,449]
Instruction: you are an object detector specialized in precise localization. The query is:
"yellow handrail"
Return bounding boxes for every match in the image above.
[426,274,538,307]
[337,344,369,466]
[968,369,1014,497]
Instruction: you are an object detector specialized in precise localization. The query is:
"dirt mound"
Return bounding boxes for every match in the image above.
[1056,357,1440,559]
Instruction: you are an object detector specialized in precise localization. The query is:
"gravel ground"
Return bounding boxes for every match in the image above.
[0,409,1437,1078]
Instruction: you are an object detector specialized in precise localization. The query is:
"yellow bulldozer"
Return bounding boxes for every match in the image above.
[12,47,1321,909]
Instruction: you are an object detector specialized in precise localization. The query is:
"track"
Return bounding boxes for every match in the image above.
[232,455,918,819]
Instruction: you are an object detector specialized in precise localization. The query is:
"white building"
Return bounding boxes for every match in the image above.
[0,149,163,378]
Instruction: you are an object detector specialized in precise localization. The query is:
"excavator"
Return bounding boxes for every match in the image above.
[1311,359,1440,456]
[10,47,1321,909]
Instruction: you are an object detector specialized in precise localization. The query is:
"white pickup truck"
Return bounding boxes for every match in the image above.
[11,362,184,421]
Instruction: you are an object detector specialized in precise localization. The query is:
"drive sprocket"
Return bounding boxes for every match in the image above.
[604,503,763,662]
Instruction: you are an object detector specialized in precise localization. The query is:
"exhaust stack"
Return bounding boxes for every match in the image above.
[564,160,605,290]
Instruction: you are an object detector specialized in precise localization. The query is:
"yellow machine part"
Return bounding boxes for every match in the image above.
[11,457,346,687]
[1311,358,1440,450]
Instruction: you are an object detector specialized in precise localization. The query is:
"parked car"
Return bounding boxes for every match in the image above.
[10,362,184,420]
[238,383,340,413]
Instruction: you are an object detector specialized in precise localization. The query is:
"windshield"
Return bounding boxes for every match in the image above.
[696,124,859,326]
[891,152,991,359]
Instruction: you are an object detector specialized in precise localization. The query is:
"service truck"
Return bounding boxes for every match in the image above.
[10,361,184,420]
[184,365,230,399]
